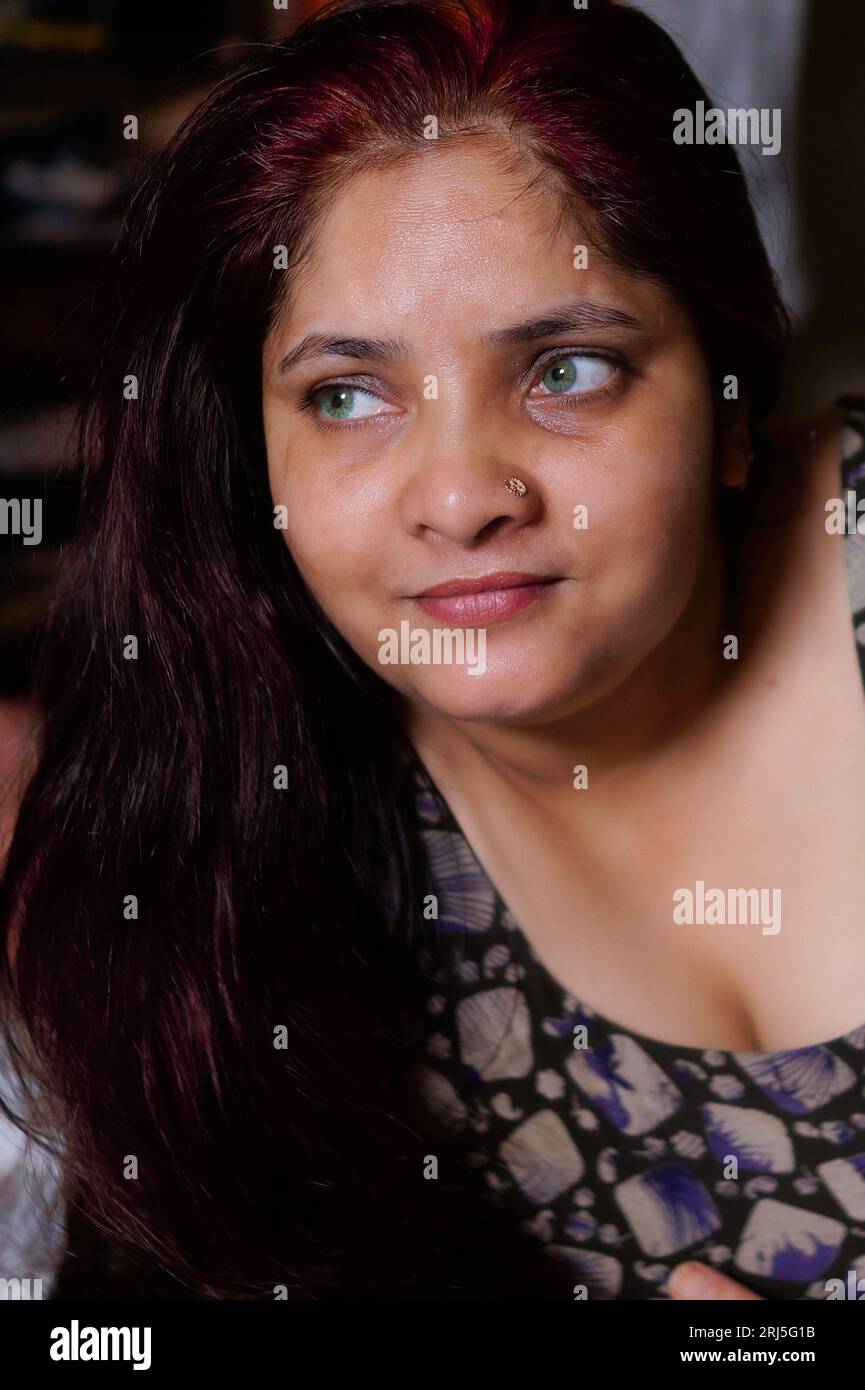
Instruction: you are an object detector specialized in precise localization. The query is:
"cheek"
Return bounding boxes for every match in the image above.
[619,367,714,554]
[284,505,356,594]
[277,474,388,657]
[578,415,715,633]
[268,433,354,592]
[265,418,397,671]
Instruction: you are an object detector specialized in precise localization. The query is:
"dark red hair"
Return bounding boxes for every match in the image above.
[0,0,788,1298]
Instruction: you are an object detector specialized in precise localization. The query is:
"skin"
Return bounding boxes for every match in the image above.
[263,139,740,740]
[668,1262,763,1300]
[263,137,865,1300]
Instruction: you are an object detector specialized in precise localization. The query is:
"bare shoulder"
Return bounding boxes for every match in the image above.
[745,404,854,550]
[733,405,858,641]
[740,401,865,667]
[758,405,844,503]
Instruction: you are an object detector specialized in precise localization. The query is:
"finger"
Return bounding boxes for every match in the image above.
[667,1261,764,1301]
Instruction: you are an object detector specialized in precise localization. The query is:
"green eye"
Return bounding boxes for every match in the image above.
[540,355,615,394]
[314,385,384,421]
[542,359,577,393]
[318,387,355,419]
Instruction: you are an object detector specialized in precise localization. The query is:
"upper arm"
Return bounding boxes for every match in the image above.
[0,1043,66,1299]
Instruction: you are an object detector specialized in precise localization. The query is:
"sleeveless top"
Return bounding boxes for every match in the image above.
[2,399,865,1299]
[405,397,865,1301]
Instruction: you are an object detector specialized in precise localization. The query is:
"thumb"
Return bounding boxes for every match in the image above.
[667,1261,764,1301]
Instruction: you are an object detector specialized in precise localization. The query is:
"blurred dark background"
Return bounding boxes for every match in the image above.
[0,0,861,806]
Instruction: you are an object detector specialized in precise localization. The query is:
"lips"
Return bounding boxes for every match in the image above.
[416,570,550,598]
[412,570,558,625]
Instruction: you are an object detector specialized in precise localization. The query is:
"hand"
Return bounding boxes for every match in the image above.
[667,1261,764,1301]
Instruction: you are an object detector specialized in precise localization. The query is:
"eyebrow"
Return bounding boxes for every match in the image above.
[276,300,645,374]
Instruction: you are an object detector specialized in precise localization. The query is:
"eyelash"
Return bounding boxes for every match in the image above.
[297,348,632,432]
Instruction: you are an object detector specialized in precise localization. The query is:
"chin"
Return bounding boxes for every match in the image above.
[403,666,580,725]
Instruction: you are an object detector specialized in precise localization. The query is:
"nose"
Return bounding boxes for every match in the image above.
[398,417,540,546]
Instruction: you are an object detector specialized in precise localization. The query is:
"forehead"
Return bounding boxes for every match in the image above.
[271,141,675,348]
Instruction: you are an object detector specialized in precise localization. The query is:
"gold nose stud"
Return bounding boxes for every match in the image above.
[504,476,528,497]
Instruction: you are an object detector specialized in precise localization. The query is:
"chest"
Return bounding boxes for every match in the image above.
[434,638,865,1053]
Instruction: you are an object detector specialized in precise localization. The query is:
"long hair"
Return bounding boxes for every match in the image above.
[0,0,789,1298]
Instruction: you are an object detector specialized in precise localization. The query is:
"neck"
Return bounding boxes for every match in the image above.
[402,529,739,802]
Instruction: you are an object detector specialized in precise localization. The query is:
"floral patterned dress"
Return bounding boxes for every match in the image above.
[405,398,865,1300]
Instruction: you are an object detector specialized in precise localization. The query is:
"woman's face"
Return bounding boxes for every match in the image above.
[262,141,721,724]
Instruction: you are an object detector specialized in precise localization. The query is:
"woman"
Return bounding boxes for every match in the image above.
[2,0,864,1302]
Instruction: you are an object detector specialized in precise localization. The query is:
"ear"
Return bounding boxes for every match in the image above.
[720,401,753,490]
